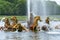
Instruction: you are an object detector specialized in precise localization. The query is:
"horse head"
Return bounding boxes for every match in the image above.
[34,16,42,22]
[11,16,18,23]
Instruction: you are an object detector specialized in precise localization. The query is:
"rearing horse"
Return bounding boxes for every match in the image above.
[11,16,29,32]
[30,16,41,31]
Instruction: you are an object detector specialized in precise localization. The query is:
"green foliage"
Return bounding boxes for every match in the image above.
[0,0,27,15]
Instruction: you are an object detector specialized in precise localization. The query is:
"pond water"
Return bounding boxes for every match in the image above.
[0,21,60,40]
[0,31,60,40]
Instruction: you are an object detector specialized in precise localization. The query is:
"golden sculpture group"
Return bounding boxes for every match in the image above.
[0,15,50,32]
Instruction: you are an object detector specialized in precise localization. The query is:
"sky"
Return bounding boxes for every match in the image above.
[50,0,60,5]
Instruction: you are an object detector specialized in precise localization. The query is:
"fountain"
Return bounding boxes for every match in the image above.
[27,0,60,33]
[30,0,48,19]
[27,0,50,30]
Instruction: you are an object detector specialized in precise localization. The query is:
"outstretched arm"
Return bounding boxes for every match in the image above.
[21,25,29,32]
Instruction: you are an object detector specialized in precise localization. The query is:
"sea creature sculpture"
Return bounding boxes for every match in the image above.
[30,16,41,31]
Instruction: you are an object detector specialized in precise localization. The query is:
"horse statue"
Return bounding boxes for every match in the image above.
[41,17,50,31]
[30,16,42,31]
[10,16,29,32]
[3,17,12,31]
[45,17,50,24]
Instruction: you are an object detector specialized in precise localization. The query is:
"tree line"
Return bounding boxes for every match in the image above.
[0,0,27,15]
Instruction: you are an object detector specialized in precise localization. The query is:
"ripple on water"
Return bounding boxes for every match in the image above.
[0,31,60,40]
[0,21,60,40]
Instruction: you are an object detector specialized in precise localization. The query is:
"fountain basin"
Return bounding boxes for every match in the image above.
[0,21,60,40]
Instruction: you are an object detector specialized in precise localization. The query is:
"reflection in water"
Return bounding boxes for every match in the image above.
[0,31,46,40]
[0,26,58,40]
[0,31,60,40]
